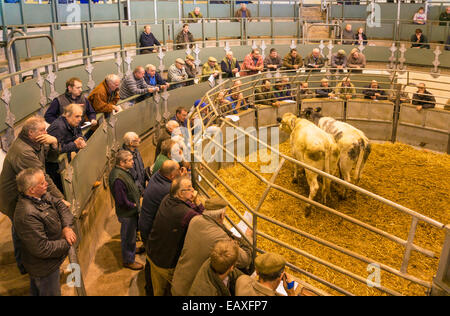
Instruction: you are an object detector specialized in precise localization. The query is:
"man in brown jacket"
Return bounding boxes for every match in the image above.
[171,197,252,296]
[0,116,67,274]
[347,48,366,73]
[88,74,121,118]
[282,48,303,71]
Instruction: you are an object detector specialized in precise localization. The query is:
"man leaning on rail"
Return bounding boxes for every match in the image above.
[0,116,70,275]
[14,168,76,296]
[88,74,122,119]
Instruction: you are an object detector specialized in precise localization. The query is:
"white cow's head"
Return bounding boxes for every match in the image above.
[277,112,298,134]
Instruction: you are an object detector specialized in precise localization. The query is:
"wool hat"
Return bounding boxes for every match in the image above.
[204,197,228,210]
[208,56,217,63]
[175,58,185,65]
[194,99,207,108]
[255,252,286,275]
[186,54,195,61]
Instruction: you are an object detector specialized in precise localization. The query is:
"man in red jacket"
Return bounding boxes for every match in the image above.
[241,49,264,76]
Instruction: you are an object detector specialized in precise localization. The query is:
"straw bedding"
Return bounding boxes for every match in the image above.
[209,142,450,296]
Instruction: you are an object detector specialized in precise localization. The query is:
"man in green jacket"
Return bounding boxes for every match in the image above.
[109,150,144,270]
[188,7,203,23]
[202,57,221,82]
[439,6,450,26]
[188,240,243,296]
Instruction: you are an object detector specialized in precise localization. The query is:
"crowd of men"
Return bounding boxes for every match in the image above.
[0,5,447,295]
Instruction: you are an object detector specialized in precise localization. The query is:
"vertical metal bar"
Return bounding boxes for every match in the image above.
[154,0,158,24]
[85,22,92,56]
[18,0,25,26]
[400,217,419,274]
[431,225,450,295]
[162,19,166,45]
[201,18,206,48]
[88,0,93,26]
[215,18,219,47]
[391,83,401,143]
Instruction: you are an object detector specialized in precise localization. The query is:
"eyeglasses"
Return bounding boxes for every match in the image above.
[181,187,194,192]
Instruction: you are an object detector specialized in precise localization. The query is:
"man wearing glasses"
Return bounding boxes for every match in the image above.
[146,176,204,296]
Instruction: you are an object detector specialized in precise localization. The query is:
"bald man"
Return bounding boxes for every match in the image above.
[305,48,325,72]
[220,51,241,78]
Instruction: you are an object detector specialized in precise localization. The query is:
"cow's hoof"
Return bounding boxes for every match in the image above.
[304,207,312,218]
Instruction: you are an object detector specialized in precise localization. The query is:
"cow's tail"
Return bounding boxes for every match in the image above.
[354,136,371,184]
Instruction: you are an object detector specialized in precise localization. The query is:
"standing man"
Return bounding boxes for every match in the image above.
[0,117,68,274]
[44,77,97,132]
[88,74,121,119]
[220,51,240,78]
[119,66,158,105]
[171,107,189,129]
[122,132,148,195]
[412,83,436,111]
[144,64,169,91]
[168,58,189,89]
[14,168,76,296]
[147,176,204,296]
[109,150,144,271]
[264,48,282,72]
[235,3,252,20]
[175,24,195,50]
[139,25,161,54]
[241,49,264,76]
[155,120,179,160]
[282,48,303,71]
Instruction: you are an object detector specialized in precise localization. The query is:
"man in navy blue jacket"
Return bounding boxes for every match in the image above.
[139,25,162,54]
[139,159,186,295]
[144,64,169,91]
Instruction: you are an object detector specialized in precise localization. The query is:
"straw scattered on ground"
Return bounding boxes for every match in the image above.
[207,142,450,296]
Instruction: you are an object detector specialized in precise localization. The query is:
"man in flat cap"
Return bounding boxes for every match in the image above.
[171,196,252,296]
[202,57,221,82]
[331,49,347,74]
[168,58,189,89]
[235,252,299,296]
[184,54,197,85]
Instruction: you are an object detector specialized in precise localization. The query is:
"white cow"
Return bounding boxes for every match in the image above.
[278,113,340,217]
[303,107,371,198]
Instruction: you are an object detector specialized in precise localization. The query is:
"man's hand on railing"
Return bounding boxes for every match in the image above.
[149,86,159,93]
[62,227,77,246]
[74,137,87,150]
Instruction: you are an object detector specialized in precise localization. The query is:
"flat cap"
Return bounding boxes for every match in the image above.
[208,56,217,63]
[175,58,185,65]
[255,253,286,275]
[204,197,228,210]
[186,54,195,61]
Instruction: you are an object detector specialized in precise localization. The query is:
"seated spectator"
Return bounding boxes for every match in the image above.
[413,7,427,25]
[226,80,248,114]
[176,24,194,50]
[235,252,300,296]
[282,48,303,71]
[439,6,450,26]
[297,82,315,101]
[330,49,347,73]
[122,132,148,195]
[47,103,86,162]
[144,64,169,91]
[155,120,179,160]
[88,74,121,118]
[0,116,66,275]
[335,78,356,100]
[168,58,189,89]
[264,48,282,72]
[213,90,230,113]
[347,48,366,73]
[147,176,204,296]
[172,197,252,296]
[139,25,161,54]
[255,79,278,107]
[202,57,221,82]
[235,3,251,20]
[14,168,75,296]
[273,77,293,102]
[411,29,430,49]
[363,80,388,101]
[188,7,203,23]
[108,150,143,271]
[412,83,436,110]
[44,78,97,135]
[305,48,325,73]
[184,55,198,85]
[241,49,264,76]
[342,24,355,45]
[120,67,158,105]
[221,51,240,78]
[188,239,244,296]
[354,27,368,46]
[316,78,336,98]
